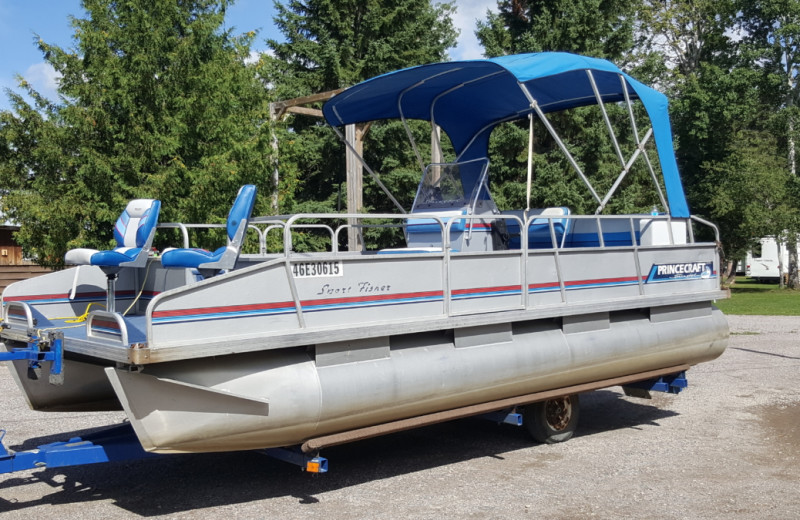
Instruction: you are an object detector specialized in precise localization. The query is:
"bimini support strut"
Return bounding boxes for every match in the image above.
[620,74,669,213]
[329,124,407,214]
[516,81,603,206]
[517,76,670,216]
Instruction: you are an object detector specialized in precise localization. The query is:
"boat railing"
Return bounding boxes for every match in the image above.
[270,212,718,252]
[160,217,362,255]
[258,212,721,316]
[154,213,718,317]
[688,215,720,243]
[280,213,408,254]
[252,218,343,253]
[124,211,722,334]
[157,222,270,254]
[159,211,719,259]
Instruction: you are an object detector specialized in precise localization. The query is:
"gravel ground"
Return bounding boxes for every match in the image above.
[0,314,798,519]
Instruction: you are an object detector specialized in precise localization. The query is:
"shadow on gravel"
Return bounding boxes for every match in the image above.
[731,347,800,360]
[0,390,679,515]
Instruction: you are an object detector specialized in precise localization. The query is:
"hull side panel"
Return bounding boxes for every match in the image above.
[108,305,728,453]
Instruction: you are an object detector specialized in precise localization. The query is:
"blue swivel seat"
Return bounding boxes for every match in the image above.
[65,199,161,313]
[161,185,257,279]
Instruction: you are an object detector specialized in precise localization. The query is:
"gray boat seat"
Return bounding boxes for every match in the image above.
[161,185,257,278]
[65,198,161,312]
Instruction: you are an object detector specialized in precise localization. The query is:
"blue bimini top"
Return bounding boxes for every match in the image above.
[323,52,689,218]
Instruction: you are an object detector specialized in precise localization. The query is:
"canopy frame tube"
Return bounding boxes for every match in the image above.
[587,70,627,168]
[520,83,603,206]
[517,77,671,215]
[396,67,465,176]
[325,54,685,218]
[621,75,669,213]
[596,127,653,213]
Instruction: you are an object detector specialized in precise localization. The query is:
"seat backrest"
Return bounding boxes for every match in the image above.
[159,186,256,276]
[226,185,257,244]
[114,199,161,249]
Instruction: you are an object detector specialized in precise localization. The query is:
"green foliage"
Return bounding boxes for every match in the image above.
[635,0,738,82]
[632,1,795,272]
[0,0,272,267]
[477,0,637,60]
[268,0,457,95]
[701,130,793,260]
[668,63,782,259]
[737,0,800,287]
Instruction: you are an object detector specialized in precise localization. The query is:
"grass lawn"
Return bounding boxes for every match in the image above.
[715,277,800,315]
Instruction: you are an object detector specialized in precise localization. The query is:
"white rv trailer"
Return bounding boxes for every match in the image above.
[745,235,800,282]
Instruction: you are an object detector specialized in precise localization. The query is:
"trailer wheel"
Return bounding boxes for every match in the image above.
[524,394,580,444]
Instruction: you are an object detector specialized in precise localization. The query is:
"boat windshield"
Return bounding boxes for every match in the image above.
[412,158,489,212]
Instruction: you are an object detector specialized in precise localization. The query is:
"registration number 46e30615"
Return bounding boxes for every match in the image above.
[291,261,344,278]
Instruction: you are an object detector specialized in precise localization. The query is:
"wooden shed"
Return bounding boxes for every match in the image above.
[1,223,52,295]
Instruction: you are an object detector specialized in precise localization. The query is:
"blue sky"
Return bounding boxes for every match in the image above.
[0,0,496,112]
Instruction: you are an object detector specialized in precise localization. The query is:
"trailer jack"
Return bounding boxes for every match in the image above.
[0,331,64,385]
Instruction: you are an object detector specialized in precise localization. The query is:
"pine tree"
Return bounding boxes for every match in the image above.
[267,0,457,96]
[476,0,635,60]
[0,0,272,267]
[265,0,457,247]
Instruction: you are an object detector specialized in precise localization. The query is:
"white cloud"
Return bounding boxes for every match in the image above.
[23,62,61,100]
[244,50,261,65]
[449,0,497,60]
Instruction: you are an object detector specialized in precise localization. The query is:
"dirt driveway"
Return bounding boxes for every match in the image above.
[1,314,798,519]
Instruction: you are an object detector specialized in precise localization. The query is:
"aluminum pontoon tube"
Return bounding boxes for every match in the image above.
[105,305,728,453]
[2,354,119,412]
[300,363,691,453]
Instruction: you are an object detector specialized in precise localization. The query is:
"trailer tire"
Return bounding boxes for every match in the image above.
[524,394,580,444]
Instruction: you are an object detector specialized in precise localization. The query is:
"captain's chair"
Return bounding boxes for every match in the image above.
[161,185,257,279]
[65,199,161,313]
